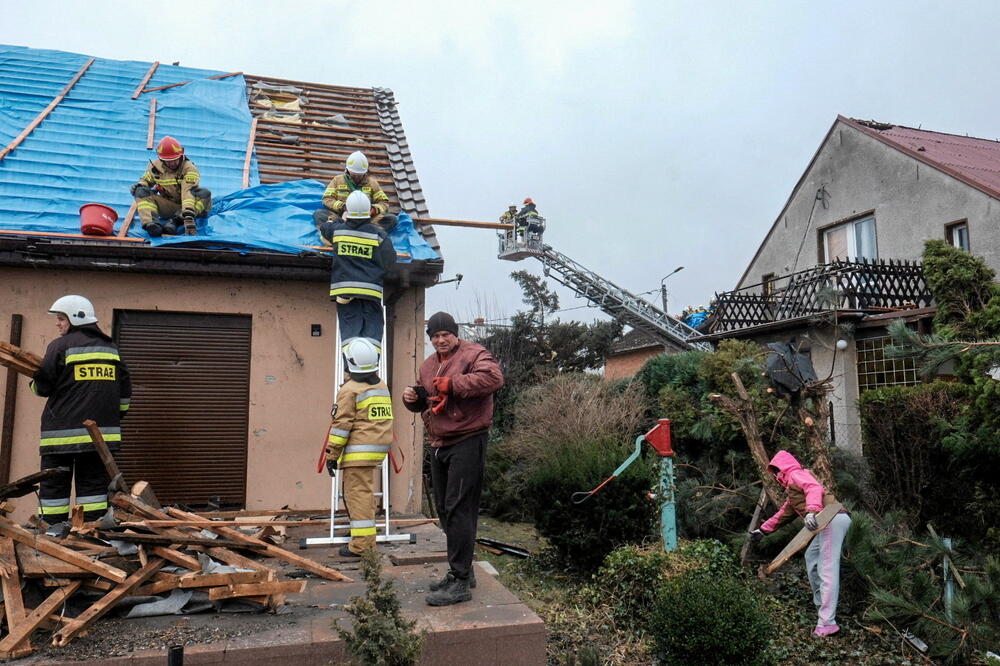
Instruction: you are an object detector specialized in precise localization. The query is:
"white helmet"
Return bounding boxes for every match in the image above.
[344,190,371,219]
[49,295,98,325]
[344,339,380,373]
[346,151,368,176]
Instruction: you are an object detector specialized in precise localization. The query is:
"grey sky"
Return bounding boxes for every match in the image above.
[5,1,1000,328]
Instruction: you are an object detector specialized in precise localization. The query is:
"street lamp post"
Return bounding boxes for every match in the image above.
[660,266,684,313]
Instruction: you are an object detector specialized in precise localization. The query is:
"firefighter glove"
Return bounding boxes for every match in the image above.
[804,512,818,531]
[369,206,378,217]
[429,394,448,415]
[326,458,338,476]
[749,529,765,545]
[432,376,451,395]
[130,183,151,197]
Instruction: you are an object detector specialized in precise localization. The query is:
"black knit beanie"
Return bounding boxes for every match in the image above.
[426,311,458,338]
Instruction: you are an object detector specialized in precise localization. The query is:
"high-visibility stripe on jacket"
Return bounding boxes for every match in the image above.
[139,157,202,215]
[320,172,391,227]
[319,219,396,303]
[325,379,394,468]
[31,325,131,456]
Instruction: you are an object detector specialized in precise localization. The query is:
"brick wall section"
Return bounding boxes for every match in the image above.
[604,348,663,380]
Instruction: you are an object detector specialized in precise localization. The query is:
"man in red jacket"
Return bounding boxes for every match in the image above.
[403,312,504,606]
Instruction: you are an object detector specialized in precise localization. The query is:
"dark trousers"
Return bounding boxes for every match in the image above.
[337,298,385,351]
[430,432,487,581]
[39,452,110,522]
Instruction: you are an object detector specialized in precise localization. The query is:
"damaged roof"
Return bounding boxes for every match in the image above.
[0,44,442,282]
[842,115,1000,201]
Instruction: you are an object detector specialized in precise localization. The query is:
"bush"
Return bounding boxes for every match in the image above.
[594,545,674,631]
[650,571,774,666]
[524,435,657,572]
[482,374,648,523]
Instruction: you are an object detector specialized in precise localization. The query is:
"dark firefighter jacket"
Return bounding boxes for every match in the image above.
[319,218,396,301]
[30,325,131,455]
[325,378,394,468]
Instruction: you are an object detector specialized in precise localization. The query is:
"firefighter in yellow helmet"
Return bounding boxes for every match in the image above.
[313,151,397,233]
[131,136,212,237]
[324,338,393,557]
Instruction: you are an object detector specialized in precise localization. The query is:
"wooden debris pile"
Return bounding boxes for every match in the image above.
[0,473,352,659]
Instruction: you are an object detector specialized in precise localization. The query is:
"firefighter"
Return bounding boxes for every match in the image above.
[131,136,212,237]
[324,339,393,557]
[29,296,131,524]
[318,190,396,358]
[313,151,397,232]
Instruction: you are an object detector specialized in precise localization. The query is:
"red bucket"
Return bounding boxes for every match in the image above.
[79,203,118,236]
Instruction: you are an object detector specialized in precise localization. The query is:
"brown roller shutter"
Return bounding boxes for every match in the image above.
[114,310,251,507]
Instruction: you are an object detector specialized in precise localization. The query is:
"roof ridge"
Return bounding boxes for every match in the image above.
[849,116,1000,144]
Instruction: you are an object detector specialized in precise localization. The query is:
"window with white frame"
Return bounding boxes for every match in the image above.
[946,220,970,252]
[822,214,877,262]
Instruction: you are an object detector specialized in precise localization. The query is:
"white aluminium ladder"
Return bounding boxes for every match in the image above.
[301,306,415,549]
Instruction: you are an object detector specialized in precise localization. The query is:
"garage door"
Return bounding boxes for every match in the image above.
[114,310,251,507]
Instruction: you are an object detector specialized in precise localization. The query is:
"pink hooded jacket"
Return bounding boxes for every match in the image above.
[760,450,838,533]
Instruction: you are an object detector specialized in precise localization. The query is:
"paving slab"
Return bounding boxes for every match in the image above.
[18,521,546,665]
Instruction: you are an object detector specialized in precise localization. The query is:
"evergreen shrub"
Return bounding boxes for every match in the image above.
[649,570,774,666]
[524,435,657,572]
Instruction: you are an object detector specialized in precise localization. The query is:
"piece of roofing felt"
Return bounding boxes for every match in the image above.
[843,116,1000,201]
[0,44,439,261]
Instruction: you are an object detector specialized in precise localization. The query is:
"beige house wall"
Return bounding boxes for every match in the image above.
[732,119,1000,452]
[0,266,424,522]
[740,120,1000,289]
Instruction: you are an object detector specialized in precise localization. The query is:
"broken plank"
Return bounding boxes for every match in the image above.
[148,545,200,571]
[52,557,165,646]
[0,468,69,500]
[0,519,127,583]
[111,494,270,572]
[178,570,268,588]
[760,503,844,577]
[130,480,160,508]
[96,530,261,550]
[15,542,90,578]
[0,538,30,654]
[165,507,351,582]
[83,420,125,492]
[207,580,305,600]
[134,573,181,596]
[0,580,81,656]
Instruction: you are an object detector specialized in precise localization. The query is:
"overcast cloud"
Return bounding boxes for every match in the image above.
[5,1,1000,327]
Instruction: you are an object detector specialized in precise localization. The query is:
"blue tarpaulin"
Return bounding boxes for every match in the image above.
[150,180,438,262]
[0,44,439,262]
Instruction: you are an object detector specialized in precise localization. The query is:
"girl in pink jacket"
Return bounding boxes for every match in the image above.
[750,450,852,637]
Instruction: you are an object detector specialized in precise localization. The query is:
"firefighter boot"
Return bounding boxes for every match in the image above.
[161,216,179,235]
[425,575,472,606]
[143,221,163,238]
[182,212,197,236]
[429,569,476,591]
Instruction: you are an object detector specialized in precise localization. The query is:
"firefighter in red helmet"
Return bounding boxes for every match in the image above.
[130,136,212,237]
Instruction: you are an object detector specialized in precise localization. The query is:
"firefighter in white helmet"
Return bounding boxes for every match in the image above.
[30,296,131,525]
[318,190,396,359]
[324,338,393,557]
[314,150,397,232]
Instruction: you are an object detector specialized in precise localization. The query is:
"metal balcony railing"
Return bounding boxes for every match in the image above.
[707,258,933,335]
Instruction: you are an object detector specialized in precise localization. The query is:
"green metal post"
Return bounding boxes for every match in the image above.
[660,456,677,551]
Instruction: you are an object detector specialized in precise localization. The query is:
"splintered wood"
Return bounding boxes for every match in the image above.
[0,471,352,657]
[0,341,41,378]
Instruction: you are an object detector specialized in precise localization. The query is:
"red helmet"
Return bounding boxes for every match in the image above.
[156,136,184,161]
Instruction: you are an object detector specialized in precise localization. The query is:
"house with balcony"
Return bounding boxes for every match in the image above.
[697,115,1000,451]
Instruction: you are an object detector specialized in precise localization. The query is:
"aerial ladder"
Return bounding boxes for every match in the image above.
[496,203,711,351]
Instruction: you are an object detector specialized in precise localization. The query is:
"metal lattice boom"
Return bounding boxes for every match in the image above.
[498,231,710,351]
